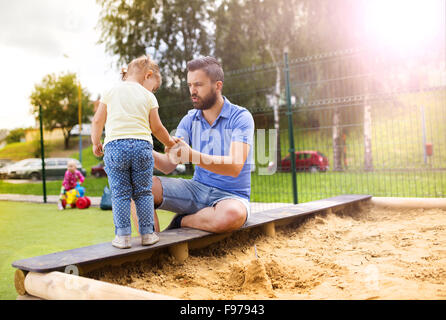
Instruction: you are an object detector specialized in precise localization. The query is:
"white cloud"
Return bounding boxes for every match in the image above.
[0,0,119,130]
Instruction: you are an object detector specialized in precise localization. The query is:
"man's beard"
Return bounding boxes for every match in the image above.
[191,89,217,110]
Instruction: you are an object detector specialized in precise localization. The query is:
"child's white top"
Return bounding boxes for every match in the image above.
[100,81,159,147]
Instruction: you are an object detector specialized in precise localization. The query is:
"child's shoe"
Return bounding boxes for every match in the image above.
[141,233,159,246]
[57,201,64,210]
[112,235,132,249]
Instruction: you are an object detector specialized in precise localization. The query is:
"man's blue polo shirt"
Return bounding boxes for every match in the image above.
[175,97,255,200]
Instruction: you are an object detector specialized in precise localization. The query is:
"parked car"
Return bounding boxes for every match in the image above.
[0,158,87,180]
[91,161,187,177]
[91,162,106,177]
[0,159,13,169]
[278,151,329,172]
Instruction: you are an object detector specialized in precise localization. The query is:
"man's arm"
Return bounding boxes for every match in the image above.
[175,140,250,178]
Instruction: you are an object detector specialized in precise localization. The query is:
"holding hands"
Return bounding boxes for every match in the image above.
[165,137,192,164]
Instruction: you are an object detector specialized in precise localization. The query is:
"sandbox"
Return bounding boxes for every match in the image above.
[13,196,446,300]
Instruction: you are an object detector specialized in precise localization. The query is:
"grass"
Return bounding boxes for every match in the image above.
[0,140,41,160]
[256,90,446,171]
[0,136,99,171]
[0,200,175,300]
[0,177,109,196]
[1,169,445,203]
[250,170,446,203]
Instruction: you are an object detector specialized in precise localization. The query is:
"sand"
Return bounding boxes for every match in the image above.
[88,203,446,300]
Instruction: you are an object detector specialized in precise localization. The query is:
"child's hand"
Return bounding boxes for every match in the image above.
[92,143,104,157]
[165,136,178,149]
[172,136,182,144]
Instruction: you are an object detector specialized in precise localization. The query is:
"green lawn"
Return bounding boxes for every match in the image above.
[0,177,110,197]
[0,201,175,300]
[1,169,445,203]
[250,170,446,203]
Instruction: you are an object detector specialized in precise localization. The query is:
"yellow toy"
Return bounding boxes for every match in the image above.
[64,189,78,208]
[61,183,91,209]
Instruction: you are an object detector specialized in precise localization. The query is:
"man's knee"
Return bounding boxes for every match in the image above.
[152,176,163,206]
[214,201,247,233]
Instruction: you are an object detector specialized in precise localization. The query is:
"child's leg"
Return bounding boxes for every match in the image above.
[104,141,133,236]
[131,201,161,233]
[59,186,66,200]
[131,141,155,236]
[58,186,66,210]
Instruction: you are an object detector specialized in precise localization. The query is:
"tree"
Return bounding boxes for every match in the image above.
[96,0,213,88]
[5,128,26,144]
[30,73,93,149]
[215,0,308,167]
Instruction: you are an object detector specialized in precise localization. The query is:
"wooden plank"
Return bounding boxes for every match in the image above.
[244,194,371,228]
[11,195,371,273]
[11,228,213,273]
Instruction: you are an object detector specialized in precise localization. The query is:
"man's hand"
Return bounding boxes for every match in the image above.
[92,143,104,157]
[165,138,191,164]
[165,144,181,164]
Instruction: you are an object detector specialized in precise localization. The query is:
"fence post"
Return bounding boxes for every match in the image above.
[284,51,298,204]
[39,105,47,203]
[420,105,427,165]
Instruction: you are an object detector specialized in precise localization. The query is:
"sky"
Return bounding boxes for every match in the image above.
[0,0,119,130]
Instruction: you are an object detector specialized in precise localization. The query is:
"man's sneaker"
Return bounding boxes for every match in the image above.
[112,235,132,249]
[141,233,160,246]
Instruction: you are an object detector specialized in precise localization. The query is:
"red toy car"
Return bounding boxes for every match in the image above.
[91,162,107,177]
[280,151,329,172]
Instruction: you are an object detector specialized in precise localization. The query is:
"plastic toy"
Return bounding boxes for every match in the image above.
[61,183,91,209]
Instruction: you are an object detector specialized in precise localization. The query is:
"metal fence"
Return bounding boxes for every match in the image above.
[160,47,446,210]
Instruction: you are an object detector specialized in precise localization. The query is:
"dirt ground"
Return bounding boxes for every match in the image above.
[88,203,446,300]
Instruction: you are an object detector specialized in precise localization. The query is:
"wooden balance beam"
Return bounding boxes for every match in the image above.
[12,194,371,300]
[15,270,178,300]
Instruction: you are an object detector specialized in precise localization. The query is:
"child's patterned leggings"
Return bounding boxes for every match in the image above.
[104,139,155,236]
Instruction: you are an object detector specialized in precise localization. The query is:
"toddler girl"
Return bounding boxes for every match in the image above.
[91,55,177,249]
[58,160,85,210]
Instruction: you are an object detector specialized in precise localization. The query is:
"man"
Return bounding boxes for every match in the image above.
[143,56,254,233]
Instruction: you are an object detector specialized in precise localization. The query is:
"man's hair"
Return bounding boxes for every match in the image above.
[186,56,224,82]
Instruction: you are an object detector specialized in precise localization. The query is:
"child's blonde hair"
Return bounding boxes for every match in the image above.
[121,55,162,86]
[67,160,77,169]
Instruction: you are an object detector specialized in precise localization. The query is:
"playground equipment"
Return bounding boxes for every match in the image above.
[61,183,91,209]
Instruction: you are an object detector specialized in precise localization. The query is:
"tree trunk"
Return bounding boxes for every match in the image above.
[332,107,343,171]
[63,130,71,150]
[363,102,373,171]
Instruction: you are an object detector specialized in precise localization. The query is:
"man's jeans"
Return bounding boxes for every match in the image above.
[104,139,155,236]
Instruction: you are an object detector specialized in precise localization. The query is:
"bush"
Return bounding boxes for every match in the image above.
[6,128,26,144]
